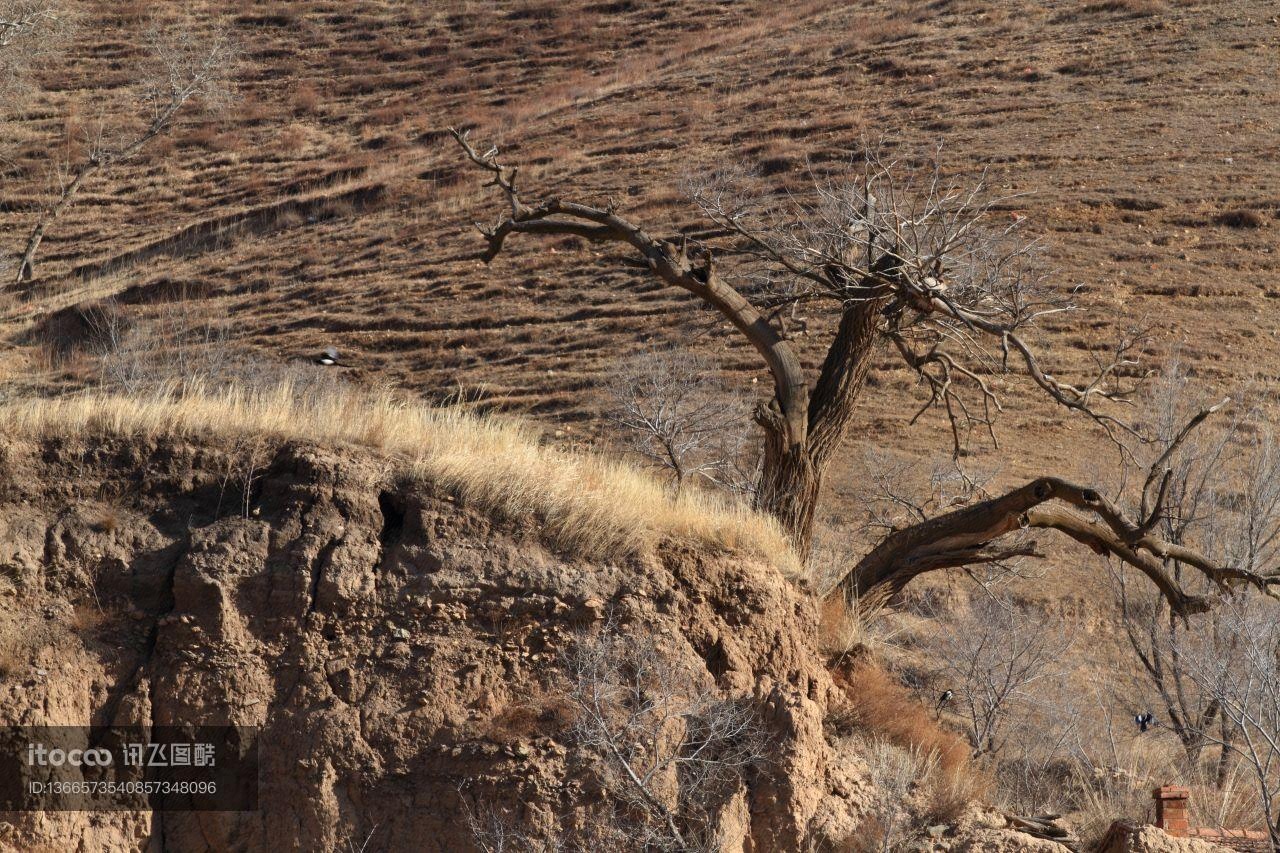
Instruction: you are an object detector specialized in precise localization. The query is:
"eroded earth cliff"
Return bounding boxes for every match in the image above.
[0,435,865,851]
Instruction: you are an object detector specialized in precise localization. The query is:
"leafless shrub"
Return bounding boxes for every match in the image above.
[856,451,992,535]
[565,625,770,852]
[1176,594,1280,844]
[217,434,267,519]
[11,16,238,282]
[932,597,1072,756]
[337,823,381,853]
[605,347,754,498]
[850,737,940,852]
[87,298,236,394]
[463,800,566,853]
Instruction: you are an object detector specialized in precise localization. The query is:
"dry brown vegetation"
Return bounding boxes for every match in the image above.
[832,659,990,821]
[3,0,1280,845]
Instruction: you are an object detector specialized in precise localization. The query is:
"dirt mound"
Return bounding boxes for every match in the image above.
[0,435,863,851]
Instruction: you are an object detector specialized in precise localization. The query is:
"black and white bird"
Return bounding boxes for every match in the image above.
[1135,711,1156,733]
[314,346,340,367]
[937,689,954,710]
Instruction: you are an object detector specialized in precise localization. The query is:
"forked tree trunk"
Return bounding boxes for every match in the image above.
[451,131,1275,616]
[755,299,885,560]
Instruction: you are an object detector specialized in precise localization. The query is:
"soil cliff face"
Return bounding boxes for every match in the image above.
[0,436,862,852]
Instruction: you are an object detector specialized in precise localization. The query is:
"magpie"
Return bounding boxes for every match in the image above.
[937,689,954,710]
[1135,711,1155,733]
[314,346,340,366]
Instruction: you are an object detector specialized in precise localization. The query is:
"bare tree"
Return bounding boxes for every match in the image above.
[605,347,752,496]
[11,19,236,283]
[452,132,1141,552]
[934,597,1071,756]
[566,626,769,852]
[1108,369,1280,773]
[1177,594,1280,846]
[452,132,1278,613]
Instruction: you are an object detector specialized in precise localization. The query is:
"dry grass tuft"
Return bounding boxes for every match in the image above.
[1080,0,1167,16]
[93,509,121,534]
[819,588,900,662]
[0,380,799,571]
[69,603,108,636]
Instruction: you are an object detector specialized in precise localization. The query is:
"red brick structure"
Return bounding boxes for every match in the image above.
[1098,786,1270,852]
[1154,786,1192,837]
[1153,786,1269,852]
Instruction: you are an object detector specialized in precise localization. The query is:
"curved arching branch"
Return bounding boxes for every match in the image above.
[840,473,1280,616]
[451,128,811,449]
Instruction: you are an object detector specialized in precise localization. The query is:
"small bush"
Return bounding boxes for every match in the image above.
[278,123,309,155]
[847,737,944,852]
[292,84,321,115]
[1216,208,1265,229]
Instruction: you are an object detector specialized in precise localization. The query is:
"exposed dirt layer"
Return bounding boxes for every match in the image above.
[0,435,864,851]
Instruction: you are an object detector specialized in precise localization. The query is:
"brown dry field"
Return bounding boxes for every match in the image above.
[2,0,1279,698]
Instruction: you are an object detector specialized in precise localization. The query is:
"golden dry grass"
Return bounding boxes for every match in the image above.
[818,588,902,662]
[0,379,799,571]
[1068,738,1263,845]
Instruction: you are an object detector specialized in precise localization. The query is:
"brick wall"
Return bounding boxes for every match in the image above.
[1153,785,1271,852]
[1154,786,1190,837]
[1188,828,1270,852]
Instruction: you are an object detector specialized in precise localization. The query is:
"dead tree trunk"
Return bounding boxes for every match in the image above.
[15,160,95,283]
